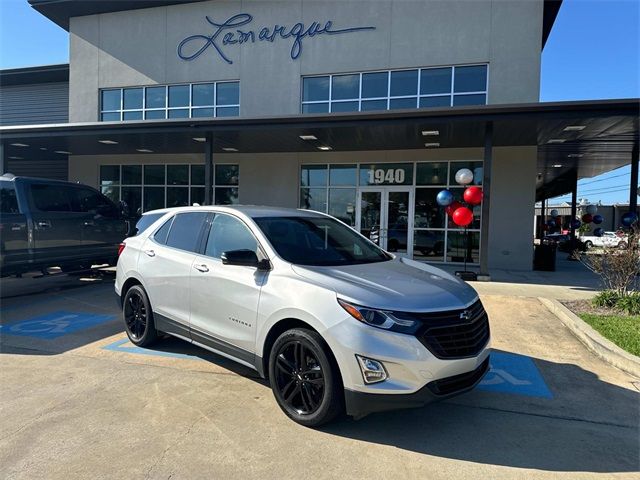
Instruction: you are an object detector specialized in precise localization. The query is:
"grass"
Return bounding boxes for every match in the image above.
[579,313,640,357]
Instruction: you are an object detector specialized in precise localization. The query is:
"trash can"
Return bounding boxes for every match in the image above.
[533,243,557,271]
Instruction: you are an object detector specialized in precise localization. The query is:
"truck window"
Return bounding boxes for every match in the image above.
[72,187,120,218]
[29,184,73,212]
[0,184,19,214]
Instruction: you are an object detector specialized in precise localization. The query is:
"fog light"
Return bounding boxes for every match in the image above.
[356,355,388,384]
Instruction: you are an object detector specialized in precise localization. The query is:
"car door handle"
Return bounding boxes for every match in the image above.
[144,249,156,257]
[193,264,209,273]
[37,220,51,229]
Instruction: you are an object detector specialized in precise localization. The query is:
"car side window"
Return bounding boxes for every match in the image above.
[135,213,163,236]
[72,187,120,218]
[0,184,19,214]
[29,184,73,212]
[153,217,173,245]
[165,212,208,252]
[205,213,258,259]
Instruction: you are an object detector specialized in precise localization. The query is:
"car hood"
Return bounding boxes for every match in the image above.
[291,257,478,312]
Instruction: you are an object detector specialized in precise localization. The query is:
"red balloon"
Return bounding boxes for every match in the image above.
[452,207,474,227]
[445,201,462,216]
[582,213,593,224]
[463,186,483,205]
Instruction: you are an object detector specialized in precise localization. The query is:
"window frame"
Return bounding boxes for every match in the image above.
[99,81,240,122]
[200,211,267,262]
[158,211,210,254]
[301,64,489,114]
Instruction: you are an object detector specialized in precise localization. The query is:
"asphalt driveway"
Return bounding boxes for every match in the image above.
[0,272,638,479]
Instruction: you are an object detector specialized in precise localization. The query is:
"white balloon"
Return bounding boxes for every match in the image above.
[550,209,559,217]
[586,204,597,215]
[455,168,474,185]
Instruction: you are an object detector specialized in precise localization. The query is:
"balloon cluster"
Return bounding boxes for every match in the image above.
[436,168,482,227]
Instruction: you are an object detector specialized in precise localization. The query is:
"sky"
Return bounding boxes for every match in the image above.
[0,0,638,204]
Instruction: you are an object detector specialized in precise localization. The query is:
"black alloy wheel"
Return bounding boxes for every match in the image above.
[269,328,343,427]
[123,285,157,347]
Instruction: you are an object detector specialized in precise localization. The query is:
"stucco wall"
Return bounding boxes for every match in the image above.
[69,0,543,122]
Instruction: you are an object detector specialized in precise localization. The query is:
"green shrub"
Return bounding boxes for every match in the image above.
[593,290,621,308]
[616,292,640,315]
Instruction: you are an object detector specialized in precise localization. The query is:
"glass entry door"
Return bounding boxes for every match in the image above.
[357,187,413,257]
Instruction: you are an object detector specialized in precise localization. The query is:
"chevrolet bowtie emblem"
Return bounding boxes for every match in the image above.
[459,310,471,320]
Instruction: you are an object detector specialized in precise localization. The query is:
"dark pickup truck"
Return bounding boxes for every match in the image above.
[0,174,129,276]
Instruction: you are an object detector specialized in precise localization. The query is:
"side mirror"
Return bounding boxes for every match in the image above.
[221,249,271,270]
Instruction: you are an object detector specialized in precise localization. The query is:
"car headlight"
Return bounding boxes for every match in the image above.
[338,299,420,334]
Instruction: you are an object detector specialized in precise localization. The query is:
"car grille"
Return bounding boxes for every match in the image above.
[427,357,490,396]
[413,300,490,359]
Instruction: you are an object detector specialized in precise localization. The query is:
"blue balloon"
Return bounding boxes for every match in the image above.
[436,189,454,207]
[593,228,604,237]
[571,219,581,229]
[592,214,603,225]
[621,212,638,227]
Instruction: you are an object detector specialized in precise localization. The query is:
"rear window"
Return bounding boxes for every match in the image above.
[0,184,19,214]
[165,212,208,252]
[135,213,164,236]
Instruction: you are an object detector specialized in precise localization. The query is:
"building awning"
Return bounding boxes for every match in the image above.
[1,99,638,200]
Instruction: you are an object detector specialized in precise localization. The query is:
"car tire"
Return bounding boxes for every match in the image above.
[618,241,628,249]
[269,328,344,427]
[584,241,593,249]
[122,284,158,347]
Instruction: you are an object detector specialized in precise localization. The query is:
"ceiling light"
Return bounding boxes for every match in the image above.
[424,142,440,148]
[552,164,563,168]
[54,150,72,154]
[567,153,583,158]
[317,146,332,151]
[136,148,153,153]
[8,156,22,160]
[39,147,47,151]
[222,147,238,152]
[563,125,585,132]
[10,143,28,147]
[99,140,118,145]
[300,135,318,141]
[547,139,566,144]
[192,137,207,142]
[422,130,440,136]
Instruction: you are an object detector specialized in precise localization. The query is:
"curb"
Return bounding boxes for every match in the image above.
[539,297,640,379]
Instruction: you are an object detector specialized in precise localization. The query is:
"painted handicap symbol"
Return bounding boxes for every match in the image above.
[0,311,115,339]
[478,351,553,399]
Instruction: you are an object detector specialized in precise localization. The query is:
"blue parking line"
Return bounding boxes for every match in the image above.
[103,338,204,361]
[477,351,553,399]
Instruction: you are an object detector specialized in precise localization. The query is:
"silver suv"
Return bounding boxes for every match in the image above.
[115,206,490,427]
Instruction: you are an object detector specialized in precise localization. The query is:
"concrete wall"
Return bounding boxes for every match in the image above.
[68,0,544,122]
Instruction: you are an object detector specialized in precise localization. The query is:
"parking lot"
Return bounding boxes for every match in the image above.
[1,271,638,479]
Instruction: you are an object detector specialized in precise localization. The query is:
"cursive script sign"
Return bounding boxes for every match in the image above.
[178,13,375,64]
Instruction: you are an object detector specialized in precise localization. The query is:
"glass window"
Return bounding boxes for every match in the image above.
[303,103,329,114]
[122,165,142,185]
[329,164,357,186]
[165,212,207,252]
[331,101,359,112]
[101,112,120,122]
[135,213,164,236]
[214,187,238,205]
[30,184,73,212]
[144,165,165,185]
[453,94,486,106]
[420,96,451,108]
[167,165,189,185]
[390,97,417,109]
[145,110,165,120]
[153,217,173,245]
[101,90,121,111]
[303,76,330,102]
[168,85,189,108]
[361,99,387,111]
[167,187,189,207]
[191,165,205,185]
[359,163,413,186]
[215,165,239,186]
[192,108,215,118]
[390,70,418,96]
[72,187,119,218]
[123,88,143,109]
[100,165,120,185]
[216,106,239,117]
[101,186,119,203]
[328,188,356,226]
[454,65,487,93]
[331,74,359,100]
[121,187,142,217]
[146,86,166,109]
[413,230,445,262]
[192,83,215,106]
[168,109,189,119]
[420,68,452,95]
[300,188,327,212]
[191,187,205,205]
[123,111,143,121]
[217,82,239,105]
[447,231,479,263]
[144,187,165,212]
[416,162,448,185]
[414,188,445,229]
[362,72,388,98]
[0,184,19,214]
[301,165,327,187]
[205,213,258,259]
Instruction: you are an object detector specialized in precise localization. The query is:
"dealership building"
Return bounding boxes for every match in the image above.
[1,0,638,275]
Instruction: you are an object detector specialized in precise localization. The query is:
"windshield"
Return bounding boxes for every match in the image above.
[254,216,391,266]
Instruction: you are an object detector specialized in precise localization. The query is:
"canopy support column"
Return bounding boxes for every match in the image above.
[569,169,578,242]
[204,133,214,206]
[0,143,5,175]
[630,142,639,213]
[479,121,492,278]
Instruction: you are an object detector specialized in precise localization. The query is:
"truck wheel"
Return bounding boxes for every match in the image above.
[618,241,628,249]
[584,241,593,249]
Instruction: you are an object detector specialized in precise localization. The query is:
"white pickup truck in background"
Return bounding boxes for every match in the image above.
[580,231,628,249]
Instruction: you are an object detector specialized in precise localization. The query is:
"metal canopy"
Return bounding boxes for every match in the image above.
[1,99,637,200]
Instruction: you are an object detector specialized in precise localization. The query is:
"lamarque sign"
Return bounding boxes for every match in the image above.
[177,13,375,64]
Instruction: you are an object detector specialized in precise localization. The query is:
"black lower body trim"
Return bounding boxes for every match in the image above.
[344,355,490,419]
